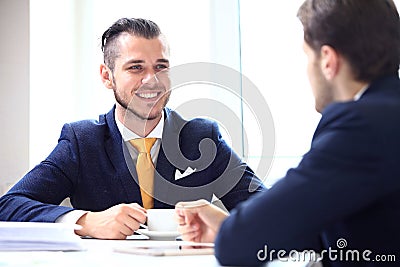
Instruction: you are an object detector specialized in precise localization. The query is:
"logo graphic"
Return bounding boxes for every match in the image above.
[257,238,396,263]
[336,238,347,249]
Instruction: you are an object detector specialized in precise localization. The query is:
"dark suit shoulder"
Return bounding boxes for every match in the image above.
[167,109,218,138]
[180,117,220,148]
[321,75,400,125]
[62,111,114,140]
[183,117,218,135]
[68,112,106,130]
[164,110,222,164]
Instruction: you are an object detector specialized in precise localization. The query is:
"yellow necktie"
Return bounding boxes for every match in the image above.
[129,138,157,209]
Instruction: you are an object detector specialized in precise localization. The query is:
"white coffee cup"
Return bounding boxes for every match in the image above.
[146,209,178,232]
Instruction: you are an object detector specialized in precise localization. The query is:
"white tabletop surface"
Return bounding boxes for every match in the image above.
[0,237,317,267]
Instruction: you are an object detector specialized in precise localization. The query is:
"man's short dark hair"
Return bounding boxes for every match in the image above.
[297,0,400,82]
[101,18,162,71]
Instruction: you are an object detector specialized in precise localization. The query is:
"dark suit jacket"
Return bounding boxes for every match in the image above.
[214,75,400,267]
[0,108,264,222]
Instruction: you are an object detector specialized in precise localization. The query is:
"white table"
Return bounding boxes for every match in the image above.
[0,238,317,267]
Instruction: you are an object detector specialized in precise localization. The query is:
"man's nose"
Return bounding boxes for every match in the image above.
[141,71,158,85]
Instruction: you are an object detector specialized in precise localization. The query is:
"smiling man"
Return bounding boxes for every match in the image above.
[0,18,264,239]
[101,29,171,135]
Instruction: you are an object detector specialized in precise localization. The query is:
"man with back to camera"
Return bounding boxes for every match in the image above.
[0,18,265,239]
[175,0,400,266]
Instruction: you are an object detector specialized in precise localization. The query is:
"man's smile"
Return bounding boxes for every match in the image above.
[136,92,159,99]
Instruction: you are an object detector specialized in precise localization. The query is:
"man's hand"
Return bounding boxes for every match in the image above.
[175,199,229,243]
[75,203,147,239]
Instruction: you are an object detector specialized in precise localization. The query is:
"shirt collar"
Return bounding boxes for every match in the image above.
[353,84,369,101]
[115,110,164,141]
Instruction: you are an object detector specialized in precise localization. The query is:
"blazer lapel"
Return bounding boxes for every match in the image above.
[103,107,143,205]
[153,108,186,208]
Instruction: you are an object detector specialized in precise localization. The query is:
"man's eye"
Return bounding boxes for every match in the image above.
[129,65,142,70]
[155,64,168,70]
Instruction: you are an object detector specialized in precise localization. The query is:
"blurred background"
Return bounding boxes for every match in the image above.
[2,0,398,195]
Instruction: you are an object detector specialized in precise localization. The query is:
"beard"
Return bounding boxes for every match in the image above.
[113,87,170,121]
[314,79,333,113]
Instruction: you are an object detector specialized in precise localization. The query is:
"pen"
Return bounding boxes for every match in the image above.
[139,223,148,229]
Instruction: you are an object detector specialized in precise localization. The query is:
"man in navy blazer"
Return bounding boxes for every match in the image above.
[0,18,264,239]
[176,1,400,266]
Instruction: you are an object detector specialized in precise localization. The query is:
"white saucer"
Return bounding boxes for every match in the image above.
[135,229,180,241]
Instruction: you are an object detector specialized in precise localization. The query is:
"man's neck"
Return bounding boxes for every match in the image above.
[115,105,161,137]
[335,79,369,102]
[332,62,369,102]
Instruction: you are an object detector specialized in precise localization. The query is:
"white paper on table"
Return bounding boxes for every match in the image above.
[0,222,85,251]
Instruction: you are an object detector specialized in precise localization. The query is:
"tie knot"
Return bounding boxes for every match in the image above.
[129,138,157,153]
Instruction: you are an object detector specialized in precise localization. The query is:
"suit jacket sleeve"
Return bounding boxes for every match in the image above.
[0,123,79,222]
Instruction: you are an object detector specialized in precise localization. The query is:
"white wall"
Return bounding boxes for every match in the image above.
[0,0,30,194]
[239,1,321,186]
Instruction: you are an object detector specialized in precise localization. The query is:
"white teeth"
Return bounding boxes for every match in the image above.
[138,92,158,99]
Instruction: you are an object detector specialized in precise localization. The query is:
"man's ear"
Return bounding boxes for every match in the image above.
[100,64,114,89]
[320,45,339,81]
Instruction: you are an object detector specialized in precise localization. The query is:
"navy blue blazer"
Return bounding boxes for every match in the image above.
[0,108,264,222]
[214,75,400,267]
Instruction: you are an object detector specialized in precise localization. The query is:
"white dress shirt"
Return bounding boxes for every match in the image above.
[116,110,164,166]
[56,110,165,225]
[353,84,369,101]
